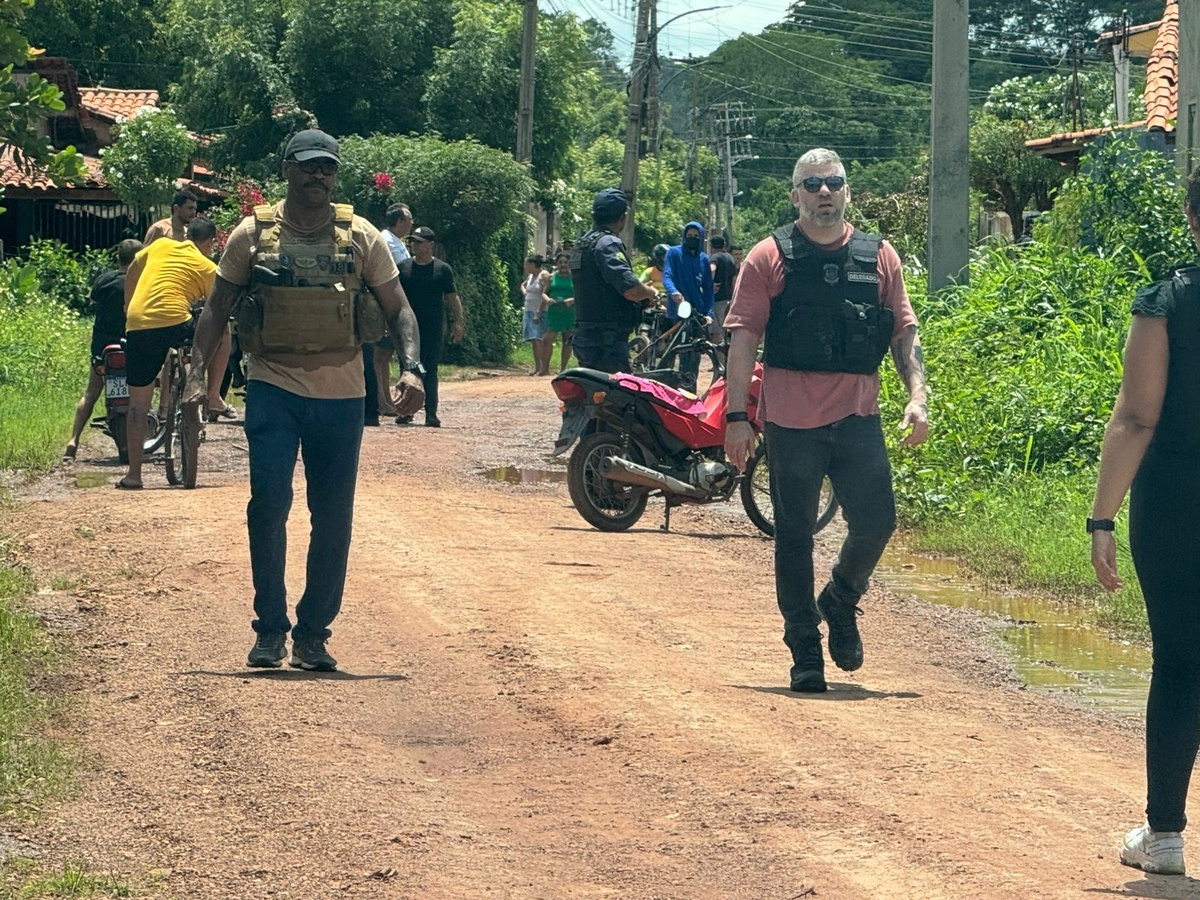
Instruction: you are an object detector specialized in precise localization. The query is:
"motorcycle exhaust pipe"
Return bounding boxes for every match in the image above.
[599,455,708,500]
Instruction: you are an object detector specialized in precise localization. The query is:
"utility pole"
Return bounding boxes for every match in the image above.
[1179,0,1200,176]
[516,0,537,165]
[928,0,969,293]
[620,0,652,247]
[708,101,754,243]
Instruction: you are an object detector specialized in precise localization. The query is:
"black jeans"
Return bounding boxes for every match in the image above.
[1131,449,1200,833]
[765,415,896,650]
[415,318,444,419]
[573,324,631,373]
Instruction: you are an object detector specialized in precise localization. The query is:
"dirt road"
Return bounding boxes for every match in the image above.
[1,373,1191,899]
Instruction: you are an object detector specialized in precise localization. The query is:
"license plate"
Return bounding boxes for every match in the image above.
[104,374,128,399]
[553,404,592,455]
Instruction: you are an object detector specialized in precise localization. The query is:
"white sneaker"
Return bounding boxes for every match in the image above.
[1120,823,1186,875]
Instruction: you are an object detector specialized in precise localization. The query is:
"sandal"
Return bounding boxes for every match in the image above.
[114,478,143,490]
[207,404,239,423]
[62,444,77,461]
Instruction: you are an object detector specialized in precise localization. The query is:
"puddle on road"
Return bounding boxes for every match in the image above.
[481,466,568,485]
[876,546,1150,716]
[72,472,110,489]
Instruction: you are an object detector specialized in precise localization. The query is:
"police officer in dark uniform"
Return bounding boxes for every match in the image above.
[570,188,659,373]
[722,148,928,694]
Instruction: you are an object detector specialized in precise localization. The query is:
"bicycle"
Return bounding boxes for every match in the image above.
[161,314,204,489]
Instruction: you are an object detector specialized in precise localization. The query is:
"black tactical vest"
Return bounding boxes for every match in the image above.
[571,228,639,330]
[1149,266,1200,453]
[762,224,893,375]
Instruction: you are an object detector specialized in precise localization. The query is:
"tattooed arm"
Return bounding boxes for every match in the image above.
[890,324,928,446]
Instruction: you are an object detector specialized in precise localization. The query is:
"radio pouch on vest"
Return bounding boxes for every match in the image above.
[235,203,384,354]
[763,225,892,375]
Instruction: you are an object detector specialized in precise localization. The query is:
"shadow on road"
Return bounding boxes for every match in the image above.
[176,669,409,682]
[732,684,921,702]
[1085,875,1200,898]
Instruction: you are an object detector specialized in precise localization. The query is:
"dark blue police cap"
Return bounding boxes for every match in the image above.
[592,188,628,222]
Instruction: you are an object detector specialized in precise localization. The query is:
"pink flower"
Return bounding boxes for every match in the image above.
[373,172,394,191]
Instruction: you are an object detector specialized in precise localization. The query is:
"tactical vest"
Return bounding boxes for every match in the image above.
[233,203,388,355]
[1148,265,1200,453]
[571,228,640,330]
[762,225,893,375]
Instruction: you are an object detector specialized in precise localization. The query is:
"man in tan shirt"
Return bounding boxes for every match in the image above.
[192,129,424,673]
[143,189,199,244]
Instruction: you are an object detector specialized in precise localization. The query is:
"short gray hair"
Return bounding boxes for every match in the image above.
[792,148,845,186]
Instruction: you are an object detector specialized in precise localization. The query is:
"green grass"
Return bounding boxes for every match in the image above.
[905,471,1148,637]
[0,539,72,820]
[2,860,134,898]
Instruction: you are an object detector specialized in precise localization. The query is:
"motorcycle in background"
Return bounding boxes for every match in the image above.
[91,341,167,464]
[551,303,838,535]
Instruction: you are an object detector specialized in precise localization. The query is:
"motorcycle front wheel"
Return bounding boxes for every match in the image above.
[567,431,649,532]
[740,441,838,538]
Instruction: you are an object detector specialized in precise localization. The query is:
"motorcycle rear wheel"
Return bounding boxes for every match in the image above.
[567,432,649,532]
[109,411,130,464]
[740,442,838,537]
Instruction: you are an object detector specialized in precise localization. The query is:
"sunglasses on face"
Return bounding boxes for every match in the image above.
[291,158,339,176]
[798,175,846,193]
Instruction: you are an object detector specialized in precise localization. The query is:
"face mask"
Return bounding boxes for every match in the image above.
[684,236,700,252]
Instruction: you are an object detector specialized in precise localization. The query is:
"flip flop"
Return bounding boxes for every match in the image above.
[62,445,77,461]
[114,478,143,490]
[207,404,240,423]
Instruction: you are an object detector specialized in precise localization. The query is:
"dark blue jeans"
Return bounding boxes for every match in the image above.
[244,380,364,640]
[573,324,632,373]
[766,415,896,650]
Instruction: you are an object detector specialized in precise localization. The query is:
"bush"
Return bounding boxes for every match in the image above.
[17,240,110,315]
[336,134,534,365]
[99,108,196,215]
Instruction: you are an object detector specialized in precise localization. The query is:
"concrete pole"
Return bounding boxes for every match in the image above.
[1112,44,1131,125]
[1179,0,1200,176]
[516,0,537,165]
[928,0,970,293]
[620,0,652,248]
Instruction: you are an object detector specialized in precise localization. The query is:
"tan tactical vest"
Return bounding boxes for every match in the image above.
[234,203,388,355]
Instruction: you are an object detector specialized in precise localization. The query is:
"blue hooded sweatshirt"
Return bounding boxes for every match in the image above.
[662,221,714,320]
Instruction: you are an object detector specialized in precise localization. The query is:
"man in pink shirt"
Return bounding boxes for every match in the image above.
[723,148,929,693]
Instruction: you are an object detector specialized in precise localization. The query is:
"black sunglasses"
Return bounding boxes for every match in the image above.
[291,158,339,176]
[798,175,846,193]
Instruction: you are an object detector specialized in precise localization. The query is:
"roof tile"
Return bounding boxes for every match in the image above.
[0,147,106,190]
[1145,1,1178,132]
[79,88,159,123]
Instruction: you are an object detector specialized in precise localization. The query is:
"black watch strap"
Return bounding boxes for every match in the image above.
[1086,517,1116,533]
[725,410,749,423]
[403,362,427,377]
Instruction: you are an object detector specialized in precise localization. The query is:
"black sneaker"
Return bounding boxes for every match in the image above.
[290,635,337,671]
[394,415,413,425]
[817,590,864,672]
[425,416,441,428]
[247,631,287,668]
[788,639,827,693]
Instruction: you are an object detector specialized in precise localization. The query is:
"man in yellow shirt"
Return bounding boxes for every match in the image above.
[116,217,218,489]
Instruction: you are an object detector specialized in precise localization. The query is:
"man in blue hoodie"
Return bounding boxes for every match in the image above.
[662,221,715,392]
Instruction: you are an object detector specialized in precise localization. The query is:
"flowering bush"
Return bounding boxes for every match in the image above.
[99,108,196,214]
[372,172,394,192]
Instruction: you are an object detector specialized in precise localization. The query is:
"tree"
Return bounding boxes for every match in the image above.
[23,0,177,91]
[0,0,87,195]
[969,112,1064,240]
[280,0,453,139]
[424,0,598,188]
[161,0,305,177]
[99,107,195,213]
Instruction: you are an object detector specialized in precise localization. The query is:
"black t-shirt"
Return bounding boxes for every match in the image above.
[399,258,456,327]
[90,268,126,343]
[710,251,738,304]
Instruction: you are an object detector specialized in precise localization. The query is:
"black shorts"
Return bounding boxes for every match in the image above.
[124,320,194,388]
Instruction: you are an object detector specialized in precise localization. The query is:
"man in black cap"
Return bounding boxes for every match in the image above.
[569,188,659,373]
[192,127,426,672]
[396,226,464,427]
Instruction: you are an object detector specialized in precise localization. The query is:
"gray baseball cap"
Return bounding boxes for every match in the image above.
[284,129,340,163]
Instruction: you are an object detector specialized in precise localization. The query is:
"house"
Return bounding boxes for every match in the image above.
[1024,1,1198,173]
[0,57,220,257]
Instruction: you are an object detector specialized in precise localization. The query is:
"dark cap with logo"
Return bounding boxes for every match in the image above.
[592,188,628,222]
[410,226,436,243]
[284,129,340,163]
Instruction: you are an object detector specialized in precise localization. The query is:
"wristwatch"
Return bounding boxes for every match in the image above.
[1086,517,1115,533]
[402,362,427,377]
[725,410,749,423]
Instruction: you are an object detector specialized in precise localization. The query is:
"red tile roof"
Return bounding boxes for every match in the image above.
[79,88,159,123]
[0,147,105,190]
[1145,1,1178,132]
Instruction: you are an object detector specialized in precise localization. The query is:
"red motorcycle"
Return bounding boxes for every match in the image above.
[551,315,837,535]
[91,341,167,464]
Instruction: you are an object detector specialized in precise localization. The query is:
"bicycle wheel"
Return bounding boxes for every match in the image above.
[739,442,838,537]
[163,353,182,486]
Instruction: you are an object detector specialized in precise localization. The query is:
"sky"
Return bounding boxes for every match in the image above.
[551,0,793,61]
